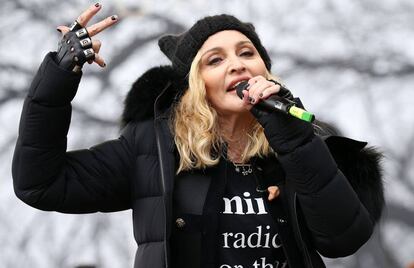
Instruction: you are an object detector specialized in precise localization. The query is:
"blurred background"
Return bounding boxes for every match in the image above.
[1,0,413,267]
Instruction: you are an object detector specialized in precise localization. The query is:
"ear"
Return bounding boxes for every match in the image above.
[158,34,179,61]
[245,22,256,31]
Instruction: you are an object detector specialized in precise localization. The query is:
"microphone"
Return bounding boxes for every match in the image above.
[236,81,315,122]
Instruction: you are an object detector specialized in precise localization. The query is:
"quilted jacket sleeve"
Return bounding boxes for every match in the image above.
[278,134,382,258]
[12,52,135,213]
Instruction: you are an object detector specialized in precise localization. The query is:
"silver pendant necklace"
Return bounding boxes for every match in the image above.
[232,162,253,176]
[222,140,252,176]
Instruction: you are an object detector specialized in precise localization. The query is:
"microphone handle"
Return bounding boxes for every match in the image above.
[260,96,315,122]
[258,95,292,113]
[235,81,315,122]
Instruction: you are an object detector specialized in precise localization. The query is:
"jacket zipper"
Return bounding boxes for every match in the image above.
[267,199,292,267]
[293,193,313,268]
[155,120,169,268]
[253,170,292,267]
[154,82,173,268]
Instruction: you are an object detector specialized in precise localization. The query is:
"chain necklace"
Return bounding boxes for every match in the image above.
[222,147,253,176]
[222,134,253,176]
[232,162,253,176]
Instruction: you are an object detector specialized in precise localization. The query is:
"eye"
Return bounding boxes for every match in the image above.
[207,56,223,65]
[239,49,254,57]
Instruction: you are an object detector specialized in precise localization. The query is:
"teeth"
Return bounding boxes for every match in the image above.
[228,80,248,91]
[232,81,244,89]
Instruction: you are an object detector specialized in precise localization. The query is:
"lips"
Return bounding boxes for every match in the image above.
[227,77,250,92]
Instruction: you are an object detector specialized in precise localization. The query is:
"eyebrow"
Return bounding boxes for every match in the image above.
[200,40,253,58]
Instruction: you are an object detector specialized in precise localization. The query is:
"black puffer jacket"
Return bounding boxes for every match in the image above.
[13,52,384,268]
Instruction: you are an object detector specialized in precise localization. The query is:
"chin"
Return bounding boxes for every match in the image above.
[210,94,248,114]
[216,102,248,115]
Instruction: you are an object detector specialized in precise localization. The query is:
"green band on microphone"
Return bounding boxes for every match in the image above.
[288,106,315,122]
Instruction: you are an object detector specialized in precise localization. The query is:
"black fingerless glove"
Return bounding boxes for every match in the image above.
[269,79,294,101]
[55,22,95,72]
[251,96,314,154]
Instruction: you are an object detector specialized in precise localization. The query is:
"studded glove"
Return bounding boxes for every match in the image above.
[55,21,95,72]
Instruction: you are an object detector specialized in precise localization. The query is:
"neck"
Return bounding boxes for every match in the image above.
[218,111,254,140]
[218,111,255,163]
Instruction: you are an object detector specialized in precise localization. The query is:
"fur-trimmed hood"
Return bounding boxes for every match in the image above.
[121,65,186,127]
[121,67,385,223]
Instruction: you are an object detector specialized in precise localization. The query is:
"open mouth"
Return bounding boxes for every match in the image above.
[227,80,247,92]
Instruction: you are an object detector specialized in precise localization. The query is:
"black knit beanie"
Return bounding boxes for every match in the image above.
[158,14,272,77]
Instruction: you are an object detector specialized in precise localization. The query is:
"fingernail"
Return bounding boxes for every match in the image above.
[111,15,118,20]
[56,28,62,33]
[95,3,100,7]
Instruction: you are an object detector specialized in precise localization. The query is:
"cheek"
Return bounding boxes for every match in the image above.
[205,85,221,105]
[204,85,214,101]
[251,61,267,76]
[204,82,227,109]
[201,70,225,99]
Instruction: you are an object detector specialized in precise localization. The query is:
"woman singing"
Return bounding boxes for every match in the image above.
[12,3,384,268]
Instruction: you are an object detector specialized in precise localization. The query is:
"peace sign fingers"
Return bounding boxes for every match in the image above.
[76,3,102,28]
[54,3,118,71]
[72,3,118,37]
[86,15,118,37]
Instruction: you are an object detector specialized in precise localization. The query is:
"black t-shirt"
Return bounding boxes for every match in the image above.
[217,160,288,268]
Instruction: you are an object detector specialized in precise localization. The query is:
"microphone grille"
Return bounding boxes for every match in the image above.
[235,81,249,99]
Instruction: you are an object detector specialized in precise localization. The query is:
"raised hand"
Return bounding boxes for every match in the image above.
[55,3,118,72]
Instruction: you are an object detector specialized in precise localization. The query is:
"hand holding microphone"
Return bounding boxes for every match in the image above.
[236,80,315,122]
[237,78,315,154]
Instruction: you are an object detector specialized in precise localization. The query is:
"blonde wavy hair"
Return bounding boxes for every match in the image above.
[172,51,281,173]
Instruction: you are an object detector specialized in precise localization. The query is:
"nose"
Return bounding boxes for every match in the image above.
[228,57,246,74]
